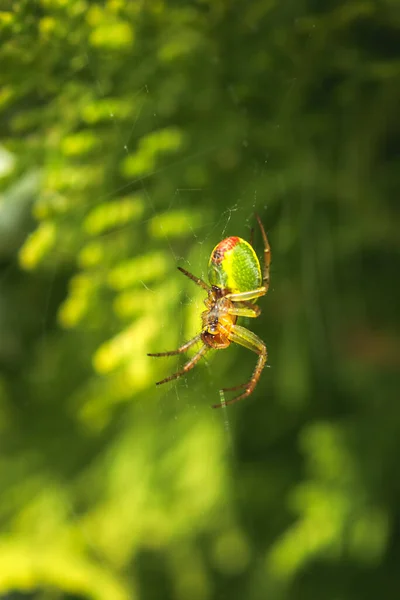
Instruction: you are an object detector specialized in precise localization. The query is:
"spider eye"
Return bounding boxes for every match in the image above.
[208,318,218,334]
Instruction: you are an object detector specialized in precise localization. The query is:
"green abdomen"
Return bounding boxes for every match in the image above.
[208,236,261,297]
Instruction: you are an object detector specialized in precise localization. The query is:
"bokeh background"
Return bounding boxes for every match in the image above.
[0,1,399,599]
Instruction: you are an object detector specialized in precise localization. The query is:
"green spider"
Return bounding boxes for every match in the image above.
[148,214,271,407]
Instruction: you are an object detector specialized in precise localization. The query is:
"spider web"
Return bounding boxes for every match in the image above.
[2,4,400,599]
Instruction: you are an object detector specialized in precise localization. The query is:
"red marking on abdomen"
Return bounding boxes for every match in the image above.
[211,236,240,264]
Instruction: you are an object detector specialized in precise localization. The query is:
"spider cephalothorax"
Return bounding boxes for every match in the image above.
[201,286,237,349]
[148,215,271,407]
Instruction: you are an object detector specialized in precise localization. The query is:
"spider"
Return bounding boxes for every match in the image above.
[148,214,271,407]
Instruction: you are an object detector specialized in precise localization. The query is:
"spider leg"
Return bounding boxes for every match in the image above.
[239,300,260,310]
[255,213,271,294]
[227,305,261,318]
[177,266,209,291]
[154,344,209,386]
[225,288,266,302]
[147,334,202,357]
[221,382,248,392]
[212,324,267,408]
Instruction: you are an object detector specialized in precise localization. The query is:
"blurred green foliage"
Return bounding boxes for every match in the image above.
[0,0,399,599]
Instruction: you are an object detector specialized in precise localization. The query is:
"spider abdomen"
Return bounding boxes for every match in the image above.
[208,236,261,299]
